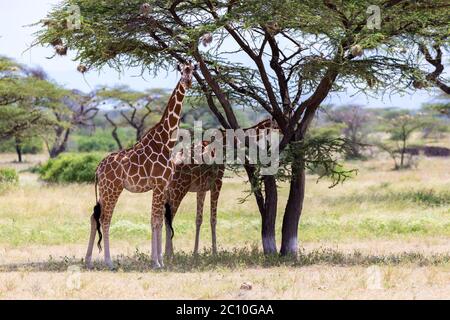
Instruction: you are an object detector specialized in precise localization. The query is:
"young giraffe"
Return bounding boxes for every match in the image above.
[85,62,197,269]
[165,119,279,256]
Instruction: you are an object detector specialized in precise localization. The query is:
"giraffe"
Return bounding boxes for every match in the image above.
[165,118,279,256]
[85,62,197,269]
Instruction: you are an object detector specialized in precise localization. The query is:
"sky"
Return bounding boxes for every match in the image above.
[0,0,444,109]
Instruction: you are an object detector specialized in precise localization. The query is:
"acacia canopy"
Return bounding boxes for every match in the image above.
[34,0,450,255]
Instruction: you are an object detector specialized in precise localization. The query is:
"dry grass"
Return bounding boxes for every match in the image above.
[0,265,449,300]
[0,152,449,299]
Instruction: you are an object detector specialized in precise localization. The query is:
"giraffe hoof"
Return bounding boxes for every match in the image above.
[85,257,94,270]
[152,261,162,269]
[105,261,115,271]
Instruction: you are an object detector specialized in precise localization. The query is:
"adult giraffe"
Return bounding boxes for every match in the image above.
[165,119,279,256]
[85,62,197,269]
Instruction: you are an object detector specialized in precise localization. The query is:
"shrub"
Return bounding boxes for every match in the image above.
[0,137,43,154]
[76,135,117,152]
[0,168,19,184]
[39,153,104,183]
[21,137,44,154]
[0,168,19,192]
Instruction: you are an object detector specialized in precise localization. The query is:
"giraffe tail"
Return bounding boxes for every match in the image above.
[93,172,102,251]
[165,203,175,240]
[93,202,103,252]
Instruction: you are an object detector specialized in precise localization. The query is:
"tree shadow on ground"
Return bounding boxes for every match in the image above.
[0,247,448,273]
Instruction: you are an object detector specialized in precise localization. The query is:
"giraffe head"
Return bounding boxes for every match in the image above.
[177,61,197,89]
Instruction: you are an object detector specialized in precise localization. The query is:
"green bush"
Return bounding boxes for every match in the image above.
[76,135,117,152]
[0,137,43,154]
[70,128,135,153]
[39,153,104,183]
[21,137,44,154]
[0,168,19,184]
[0,168,19,192]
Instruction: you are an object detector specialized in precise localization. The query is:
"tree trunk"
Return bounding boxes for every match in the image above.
[280,164,305,257]
[15,137,23,163]
[136,127,143,142]
[111,127,123,150]
[244,166,278,255]
[49,128,70,158]
[400,137,406,168]
[105,114,123,150]
[261,175,277,254]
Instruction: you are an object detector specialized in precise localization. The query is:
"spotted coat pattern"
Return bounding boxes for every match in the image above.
[165,119,279,255]
[85,63,195,269]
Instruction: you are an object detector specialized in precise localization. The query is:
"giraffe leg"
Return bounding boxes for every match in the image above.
[164,220,174,258]
[102,223,114,270]
[164,201,178,258]
[100,190,122,270]
[165,187,188,257]
[194,191,206,255]
[210,172,223,255]
[85,214,97,269]
[151,186,166,268]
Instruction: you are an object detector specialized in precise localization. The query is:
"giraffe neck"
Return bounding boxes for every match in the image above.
[140,81,186,151]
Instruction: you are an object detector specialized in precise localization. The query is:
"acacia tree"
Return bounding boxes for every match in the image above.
[98,87,165,146]
[0,58,66,161]
[46,89,100,158]
[18,67,100,158]
[425,95,450,118]
[35,0,449,256]
[376,111,430,169]
[324,105,370,159]
[415,42,449,94]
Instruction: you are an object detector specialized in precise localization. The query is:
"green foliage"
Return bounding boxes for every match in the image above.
[322,105,372,159]
[386,113,428,142]
[281,137,357,188]
[0,57,68,143]
[97,86,150,103]
[309,123,345,140]
[39,152,104,183]
[34,0,448,97]
[97,86,168,142]
[0,104,55,141]
[0,137,44,154]
[375,110,430,170]
[77,135,116,152]
[70,128,135,152]
[0,167,19,193]
[74,133,117,152]
[329,188,450,208]
[422,101,450,119]
[0,168,19,185]
[307,163,357,183]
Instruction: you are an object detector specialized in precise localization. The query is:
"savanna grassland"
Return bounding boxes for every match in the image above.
[0,147,449,299]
